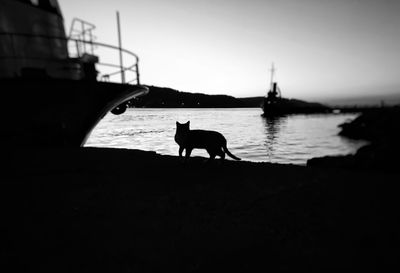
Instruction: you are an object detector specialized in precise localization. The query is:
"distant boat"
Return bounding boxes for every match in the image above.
[0,0,148,146]
[261,64,330,116]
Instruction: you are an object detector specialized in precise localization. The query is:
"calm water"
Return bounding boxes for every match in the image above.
[86,108,367,165]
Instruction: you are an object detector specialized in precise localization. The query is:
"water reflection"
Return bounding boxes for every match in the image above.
[87,109,364,164]
[262,116,288,158]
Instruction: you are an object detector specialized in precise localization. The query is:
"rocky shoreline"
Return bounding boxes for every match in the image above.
[2,144,398,272]
[308,107,400,173]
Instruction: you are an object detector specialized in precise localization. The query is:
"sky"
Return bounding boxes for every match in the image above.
[58,0,400,102]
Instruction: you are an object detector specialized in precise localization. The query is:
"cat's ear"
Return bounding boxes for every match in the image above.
[187,121,190,125]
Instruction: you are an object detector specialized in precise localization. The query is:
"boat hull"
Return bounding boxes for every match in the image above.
[0,79,148,146]
[262,97,331,117]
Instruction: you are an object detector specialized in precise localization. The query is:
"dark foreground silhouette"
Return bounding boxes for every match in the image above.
[2,146,397,273]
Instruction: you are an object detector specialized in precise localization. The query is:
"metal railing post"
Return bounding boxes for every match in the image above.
[81,20,86,53]
[136,62,140,85]
[75,40,80,57]
[116,11,125,84]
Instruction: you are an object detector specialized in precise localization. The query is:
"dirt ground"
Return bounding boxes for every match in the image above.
[2,147,398,272]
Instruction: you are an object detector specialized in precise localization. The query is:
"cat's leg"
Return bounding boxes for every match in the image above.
[185,148,193,162]
[178,146,186,164]
[218,148,225,161]
[206,149,217,164]
[178,146,184,157]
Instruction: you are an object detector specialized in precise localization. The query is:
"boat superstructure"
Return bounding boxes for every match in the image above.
[0,0,148,146]
[262,63,282,116]
[261,63,330,116]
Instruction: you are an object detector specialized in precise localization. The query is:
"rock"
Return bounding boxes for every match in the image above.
[308,106,400,173]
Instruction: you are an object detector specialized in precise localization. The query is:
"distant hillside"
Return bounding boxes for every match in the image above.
[322,93,400,107]
[131,86,264,108]
[129,85,400,109]
[237,96,265,107]
[130,86,337,110]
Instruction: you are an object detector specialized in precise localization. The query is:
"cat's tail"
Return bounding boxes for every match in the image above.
[223,144,241,160]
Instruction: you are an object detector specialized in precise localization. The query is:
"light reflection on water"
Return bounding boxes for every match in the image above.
[86,108,367,165]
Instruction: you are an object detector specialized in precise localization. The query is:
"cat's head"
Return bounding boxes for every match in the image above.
[176,121,190,133]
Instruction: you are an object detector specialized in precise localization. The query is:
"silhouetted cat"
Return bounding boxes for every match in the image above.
[174,121,241,161]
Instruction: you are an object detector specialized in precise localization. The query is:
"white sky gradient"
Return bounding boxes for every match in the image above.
[58,0,400,101]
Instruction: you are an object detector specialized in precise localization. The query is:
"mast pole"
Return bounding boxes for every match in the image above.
[269,62,275,90]
[117,11,125,84]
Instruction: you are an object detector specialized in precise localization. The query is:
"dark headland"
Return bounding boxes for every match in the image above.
[308,106,400,173]
[129,85,395,113]
[3,104,399,272]
[129,85,328,110]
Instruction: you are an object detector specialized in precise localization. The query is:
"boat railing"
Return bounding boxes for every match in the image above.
[68,18,97,56]
[0,32,141,85]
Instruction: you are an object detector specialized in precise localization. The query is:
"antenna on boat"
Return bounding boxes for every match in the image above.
[116,11,125,84]
[269,62,275,91]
